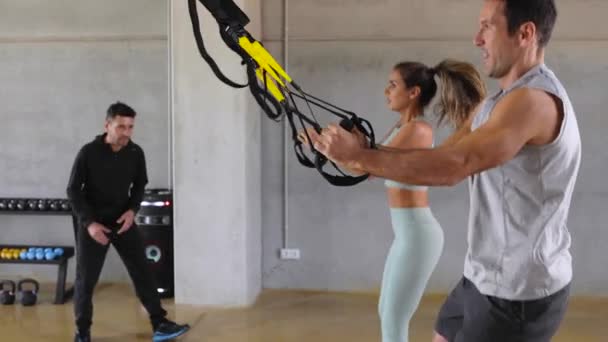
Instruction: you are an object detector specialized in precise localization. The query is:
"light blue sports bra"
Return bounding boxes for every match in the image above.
[381,125,430,191]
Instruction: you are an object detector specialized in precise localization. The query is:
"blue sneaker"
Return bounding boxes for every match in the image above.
[152,320,190,341]
[74,330,91,342]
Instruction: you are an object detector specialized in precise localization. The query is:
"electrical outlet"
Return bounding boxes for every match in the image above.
[279,248,300,260]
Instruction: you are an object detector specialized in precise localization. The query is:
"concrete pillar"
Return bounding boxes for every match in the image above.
[169,0,262,307]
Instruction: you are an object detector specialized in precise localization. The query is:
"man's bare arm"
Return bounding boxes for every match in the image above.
[345,88,560,186]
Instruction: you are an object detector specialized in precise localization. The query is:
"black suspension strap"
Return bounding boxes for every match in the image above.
[188,0,377,186]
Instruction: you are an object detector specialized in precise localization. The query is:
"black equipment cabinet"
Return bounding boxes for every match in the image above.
[135,189,175,298]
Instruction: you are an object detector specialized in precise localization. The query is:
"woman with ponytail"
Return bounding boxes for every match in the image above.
[372,59,485,342]
[300,59,485,342]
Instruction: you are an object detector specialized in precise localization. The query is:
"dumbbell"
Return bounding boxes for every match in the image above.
[49,200,61,211]
[7,249,19,259]
[8,249,18,259]
[7,200,17,210]
[15,199,26,210]
[34,248,45,260]
[1,248,13,259]
[27,199,38,210]
[17,279,39,306]
[0,280,16,305]
[45,247,64,260]
[60,200,71,211]
[41,248,54,260]
[23,247,41,260]
[1,249,15,260]
[37,199,48,211]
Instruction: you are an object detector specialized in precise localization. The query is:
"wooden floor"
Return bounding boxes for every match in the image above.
[1,283,607,341]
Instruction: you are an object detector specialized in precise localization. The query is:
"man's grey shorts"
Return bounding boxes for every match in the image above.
[435,277,570,342]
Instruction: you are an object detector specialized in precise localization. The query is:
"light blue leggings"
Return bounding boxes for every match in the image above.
[378,207,444,342]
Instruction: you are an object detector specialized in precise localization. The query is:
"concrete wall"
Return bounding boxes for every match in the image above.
[170,0,262,306]
[261,0,608,296]
[0,0,169,282]
[1,0,607,299]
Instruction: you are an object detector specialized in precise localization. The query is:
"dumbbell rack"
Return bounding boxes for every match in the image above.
[0,199,77,304]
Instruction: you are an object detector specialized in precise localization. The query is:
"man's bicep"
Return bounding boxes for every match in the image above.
[451,88,550,174]
[451,107,537,175]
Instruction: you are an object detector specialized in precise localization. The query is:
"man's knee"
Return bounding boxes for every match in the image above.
[432,332,449,342]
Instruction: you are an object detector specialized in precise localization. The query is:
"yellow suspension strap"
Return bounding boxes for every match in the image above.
[189,0,377,186]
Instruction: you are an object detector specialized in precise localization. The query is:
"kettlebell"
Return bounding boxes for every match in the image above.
[0,280,16,305]
[18,279,39,306]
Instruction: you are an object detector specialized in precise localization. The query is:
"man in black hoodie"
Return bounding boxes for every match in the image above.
[67,102,189,342]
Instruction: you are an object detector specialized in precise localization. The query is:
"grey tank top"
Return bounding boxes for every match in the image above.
[464,64,581,300]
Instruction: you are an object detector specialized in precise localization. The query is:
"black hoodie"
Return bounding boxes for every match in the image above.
[66,133,148,229]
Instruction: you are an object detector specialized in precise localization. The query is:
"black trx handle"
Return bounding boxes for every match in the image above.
[313,117,375,186]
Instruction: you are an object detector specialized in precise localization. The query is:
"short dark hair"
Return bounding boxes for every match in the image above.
[500,0,557,47]
[106,101,136,120]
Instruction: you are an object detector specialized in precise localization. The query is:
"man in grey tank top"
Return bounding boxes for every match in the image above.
[314,0,580,341]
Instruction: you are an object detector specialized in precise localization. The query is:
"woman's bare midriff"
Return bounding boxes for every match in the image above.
[386,187,429,208]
